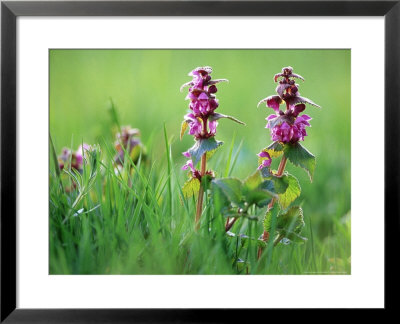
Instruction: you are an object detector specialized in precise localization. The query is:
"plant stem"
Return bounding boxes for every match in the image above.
[258,155,287,259]
[273,233,285,246]
[225,217,230,228]
[225,216,238,232]
[276,155,288,176]
[195,153,207,230]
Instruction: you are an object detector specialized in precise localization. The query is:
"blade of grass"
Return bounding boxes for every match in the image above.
[228,139,243,177]
[163,123,173,216]
[224,132,236,177]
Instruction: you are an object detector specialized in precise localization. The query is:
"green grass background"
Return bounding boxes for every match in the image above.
[50,49,351,274]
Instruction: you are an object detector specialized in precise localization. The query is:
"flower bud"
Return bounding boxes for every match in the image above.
[208,85,217,94]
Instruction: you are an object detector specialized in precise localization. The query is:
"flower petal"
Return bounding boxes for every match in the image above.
[209,120,218,134]
[198,92,209,100]
[266,95,283,112]
[292,104,306,116]
[262,159,272,167]
[258,95,282,113]
[257,151,270,158]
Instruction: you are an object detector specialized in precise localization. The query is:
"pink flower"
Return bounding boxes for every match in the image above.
[114,126,142,165]
[75,144,91,165]
[208,120,218,136]
[182,159,195,173]
[257,151,272,170]
[185,113,203,138]
[58,144,90,172]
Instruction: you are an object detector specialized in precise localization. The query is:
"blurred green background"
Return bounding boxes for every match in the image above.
[50,49,351,269]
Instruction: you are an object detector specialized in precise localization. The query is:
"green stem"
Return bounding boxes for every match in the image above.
[258,155,287,258]
[273,233,285,246]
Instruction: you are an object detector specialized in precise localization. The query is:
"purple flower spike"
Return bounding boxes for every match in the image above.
[181,66,228,141]
[58,148,71,170]
[114,126,142,166]
[259,67,319,144]
[180,66,241,189]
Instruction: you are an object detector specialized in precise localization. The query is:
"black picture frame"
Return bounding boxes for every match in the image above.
[1,0,398,321]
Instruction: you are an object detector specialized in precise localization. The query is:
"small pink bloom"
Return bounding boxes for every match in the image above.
[182,160,197,177]
[209,120,218,135]
[257,151,272,170]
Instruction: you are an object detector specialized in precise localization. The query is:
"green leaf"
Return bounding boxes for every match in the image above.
[188,137,223,165]
[226,232,266,248]
[259,179,275,192]
[180,120,188,140]
[285,232,308,243]
[261,175,289,194]
[129,144,142,164]
[259,142,284,161]
[206,146,221,161]
[263,204,280,233]
[277,206,304,233]
[283,142,316,182]
[277,173,301,210]
[240,235,267,248]
[209,113,246,125]
[246,190,273,207]
[201,173,213,192]
[260,167,271,178]
[243,170,263,191]
[212,178,243,205]
[243,171,275,207]
[276,206,307,244]
[181,178,200,199]
[212,182,230,213]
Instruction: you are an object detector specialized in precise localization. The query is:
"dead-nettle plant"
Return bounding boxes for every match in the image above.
[114,126,142,166]
[56,143,101,223]
[113,125,146,175]
[209,66,320,261]
[180,66,245,229]
[256,66,321,255]
[56,143,91,192]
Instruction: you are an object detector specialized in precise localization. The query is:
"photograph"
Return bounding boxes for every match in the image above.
[49,49,351,275]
